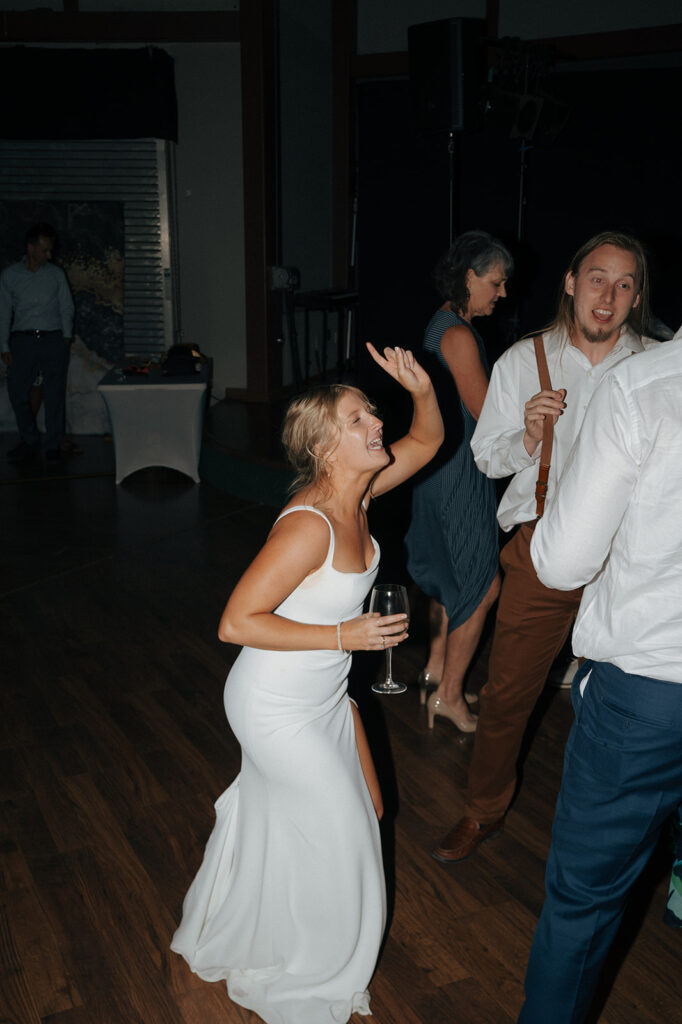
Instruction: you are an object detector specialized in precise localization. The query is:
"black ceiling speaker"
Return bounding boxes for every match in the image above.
[408,18,487,135]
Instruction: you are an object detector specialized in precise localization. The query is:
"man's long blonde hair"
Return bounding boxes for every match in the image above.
[548,231,649,340]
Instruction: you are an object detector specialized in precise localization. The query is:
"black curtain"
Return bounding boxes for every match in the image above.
[0,46,177,141]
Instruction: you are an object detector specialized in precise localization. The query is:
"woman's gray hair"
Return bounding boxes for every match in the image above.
[433,230,513,313]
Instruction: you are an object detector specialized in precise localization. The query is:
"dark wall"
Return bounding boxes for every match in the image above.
[356,62,682,396]
[354,76,517,425]
[518,66,682,335]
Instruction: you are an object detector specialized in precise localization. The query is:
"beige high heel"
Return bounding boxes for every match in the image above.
[427,691,478,733]
[418,669,478,708]
[417,669,439,705]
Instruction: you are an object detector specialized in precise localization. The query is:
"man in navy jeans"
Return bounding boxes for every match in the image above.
[0,222,74,463]
[518,326,682,1023]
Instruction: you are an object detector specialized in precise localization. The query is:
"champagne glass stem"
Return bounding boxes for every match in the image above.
[385,647,393,685]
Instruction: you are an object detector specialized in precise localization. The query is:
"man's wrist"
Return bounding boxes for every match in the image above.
[523,430,541,458]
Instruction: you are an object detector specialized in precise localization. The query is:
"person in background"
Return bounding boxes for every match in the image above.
[0,222,74,463]
[28,373,84,456]
[432,231,654,865]
[519,330,682,1023]
[405,231,512,733]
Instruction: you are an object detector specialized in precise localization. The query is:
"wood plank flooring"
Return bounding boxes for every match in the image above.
[1,438,679,1023]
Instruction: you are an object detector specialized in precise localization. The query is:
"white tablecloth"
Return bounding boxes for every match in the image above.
[98,366,209,484]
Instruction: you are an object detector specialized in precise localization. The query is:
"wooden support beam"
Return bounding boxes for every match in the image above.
[240,0,283,400]
[0,10,239,44]
[486,0,500,41]
[352,51,408,80]
[534,23,682,61]
[331,0,356,289]
[351,22,682,81]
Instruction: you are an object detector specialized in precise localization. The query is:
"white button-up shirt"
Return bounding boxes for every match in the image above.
[530,331,682,684]
[471,326,652,531]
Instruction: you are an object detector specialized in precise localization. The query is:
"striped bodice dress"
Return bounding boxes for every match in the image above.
[405,308,498,631]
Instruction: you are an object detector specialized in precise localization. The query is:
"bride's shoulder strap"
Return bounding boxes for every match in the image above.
[275,504,331,526]
[274,505,335,562]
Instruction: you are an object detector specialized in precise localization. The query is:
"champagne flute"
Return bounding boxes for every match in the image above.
[369,584,409,695]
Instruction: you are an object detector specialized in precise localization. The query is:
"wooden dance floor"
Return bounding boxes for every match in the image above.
[1,430,678,1024]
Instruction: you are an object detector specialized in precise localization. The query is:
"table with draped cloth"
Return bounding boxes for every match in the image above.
[97,363,209,484]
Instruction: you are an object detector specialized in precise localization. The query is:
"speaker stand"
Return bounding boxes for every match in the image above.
[517,140,532,241]
[448,130,461,244]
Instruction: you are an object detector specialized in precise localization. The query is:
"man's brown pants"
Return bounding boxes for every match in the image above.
[464,522,584,824]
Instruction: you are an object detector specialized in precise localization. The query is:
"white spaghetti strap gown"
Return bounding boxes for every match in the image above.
[171,506,387,1024]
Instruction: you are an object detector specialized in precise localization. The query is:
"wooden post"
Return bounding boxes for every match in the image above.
[240,0,283,400]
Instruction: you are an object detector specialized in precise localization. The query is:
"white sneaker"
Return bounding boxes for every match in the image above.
[548,656,579,689]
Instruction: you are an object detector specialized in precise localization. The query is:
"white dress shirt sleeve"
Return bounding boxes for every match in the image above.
[471,350,539,479]
[530,374,639,590]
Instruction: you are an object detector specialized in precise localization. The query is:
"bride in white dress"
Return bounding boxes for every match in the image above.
[171,344,443,1024]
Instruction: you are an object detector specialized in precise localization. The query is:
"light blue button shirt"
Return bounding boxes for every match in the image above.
[0,259,75,352]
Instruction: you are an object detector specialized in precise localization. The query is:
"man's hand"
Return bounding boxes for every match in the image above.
[523,388,566,456]
[1,352,11,367]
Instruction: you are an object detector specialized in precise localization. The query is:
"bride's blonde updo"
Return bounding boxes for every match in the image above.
[282,383,376,493]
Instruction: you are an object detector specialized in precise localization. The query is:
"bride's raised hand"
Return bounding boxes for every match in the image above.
[363,341,442,498]
[366,342,431,397]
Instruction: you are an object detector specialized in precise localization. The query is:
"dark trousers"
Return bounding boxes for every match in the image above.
[518,661,682,1023]
[8,330,69,451]
[465,523,583,822]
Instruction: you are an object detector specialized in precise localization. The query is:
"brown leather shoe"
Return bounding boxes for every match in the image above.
[432,815,504,863]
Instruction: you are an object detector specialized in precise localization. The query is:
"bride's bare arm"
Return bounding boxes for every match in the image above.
[365,343,444,496]
[218,510,407,651]
[218,511,332,649]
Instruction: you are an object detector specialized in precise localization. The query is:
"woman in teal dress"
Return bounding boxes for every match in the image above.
[405,231,512,732]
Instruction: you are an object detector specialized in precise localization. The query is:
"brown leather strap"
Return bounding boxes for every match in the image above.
[532,334,553,518]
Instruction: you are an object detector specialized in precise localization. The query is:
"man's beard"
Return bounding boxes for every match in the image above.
[576,319,621,344]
